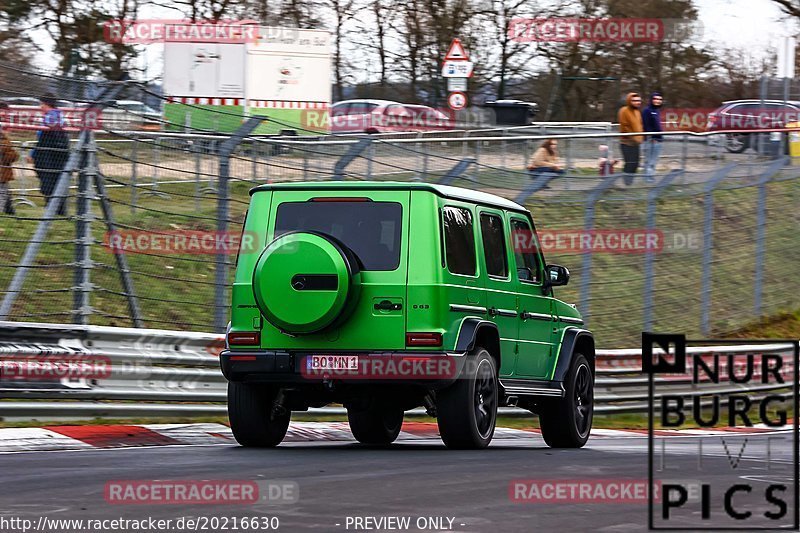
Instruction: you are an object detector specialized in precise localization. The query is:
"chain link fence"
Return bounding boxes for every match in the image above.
[0,62,797,347]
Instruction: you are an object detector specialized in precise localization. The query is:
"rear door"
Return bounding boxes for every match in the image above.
[260,189,409,350]
[440,203,486,346]
[477,208,517,377]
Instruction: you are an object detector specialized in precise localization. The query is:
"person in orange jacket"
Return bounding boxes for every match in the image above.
[0,103,19,215]
[617,92,643,185]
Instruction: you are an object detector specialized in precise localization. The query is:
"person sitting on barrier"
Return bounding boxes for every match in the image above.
[527,139,564,183]
[0,103,19,215]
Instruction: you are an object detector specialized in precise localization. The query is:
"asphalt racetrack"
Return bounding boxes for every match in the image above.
[0,428,794,532]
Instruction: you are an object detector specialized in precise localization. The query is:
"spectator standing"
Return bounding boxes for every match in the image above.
[617,92,643,184]
[642,92,664,182]
[527,139,564,180]
[30,94,69,215]
[0,103,19,215]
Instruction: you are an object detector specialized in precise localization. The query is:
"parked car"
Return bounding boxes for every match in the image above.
[706,99,800,153]
[330,99,413,134]
[1,97,73,108]
[221,181,595,449]
[403,104,454,130]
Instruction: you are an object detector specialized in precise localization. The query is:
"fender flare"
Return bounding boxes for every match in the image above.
[553,328,595,382]
[455,318,499,353]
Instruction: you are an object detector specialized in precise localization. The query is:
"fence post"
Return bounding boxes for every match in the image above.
[333,138,371,180]
[681,133,688,171]
[192,140,201,212]
[143,137,169,198]
[700,163,737,335]
[642,169,684,331]
[578,174,622,324]
[438,158,476,186]
[13,141,35,209]
[214,117,266,333]
[501,129,507,169]
[74,133,95,325]
[414,132,424,181]
[367,138,374,179]
[566,126,575,169]
[130,137,138,215]
[754,156,788,318]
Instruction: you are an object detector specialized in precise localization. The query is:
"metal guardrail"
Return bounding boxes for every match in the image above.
[0,322,795,419]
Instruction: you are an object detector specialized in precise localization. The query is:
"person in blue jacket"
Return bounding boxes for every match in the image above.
[642,92,664,182]
[29,94,69,215]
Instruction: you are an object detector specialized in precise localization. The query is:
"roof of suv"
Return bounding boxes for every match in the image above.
[250,181,528,212]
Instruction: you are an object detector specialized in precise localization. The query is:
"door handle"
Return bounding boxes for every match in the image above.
[374,300,402,311]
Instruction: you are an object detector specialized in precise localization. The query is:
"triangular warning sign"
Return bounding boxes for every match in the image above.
[444,38,469,61]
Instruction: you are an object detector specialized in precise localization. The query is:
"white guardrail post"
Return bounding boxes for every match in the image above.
[0,322,796,419]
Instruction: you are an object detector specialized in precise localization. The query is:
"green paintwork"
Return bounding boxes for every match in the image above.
[252,232,358,334]
[230,181,588,382]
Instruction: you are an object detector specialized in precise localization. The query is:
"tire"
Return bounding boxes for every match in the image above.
[724,133,749,153]
[540,353,594,448]
[347,404,404,445]
[436,348,498,449]
[227,382,290,447]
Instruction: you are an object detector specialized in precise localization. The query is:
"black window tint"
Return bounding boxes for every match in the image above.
[480,214,508,278]
[275,201,402,271]
[511,219,540,283]
[442,207,476,276]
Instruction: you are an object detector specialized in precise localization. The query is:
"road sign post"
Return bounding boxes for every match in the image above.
[443,38,472,111]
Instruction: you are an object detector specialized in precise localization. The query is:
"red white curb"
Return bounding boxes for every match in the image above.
[0,422,789,454]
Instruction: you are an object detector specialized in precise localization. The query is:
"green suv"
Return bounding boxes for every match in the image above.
[220,182,595,449]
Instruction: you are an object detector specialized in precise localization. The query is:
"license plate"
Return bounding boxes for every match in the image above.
[308,355,359,371]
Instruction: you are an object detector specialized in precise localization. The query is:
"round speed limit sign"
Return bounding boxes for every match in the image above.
[447,91,468,110]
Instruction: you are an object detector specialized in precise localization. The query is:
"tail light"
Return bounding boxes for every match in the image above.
[406,332,443,347]
[227,331,261,346]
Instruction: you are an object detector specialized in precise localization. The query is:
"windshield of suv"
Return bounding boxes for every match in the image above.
[274,201,402,271]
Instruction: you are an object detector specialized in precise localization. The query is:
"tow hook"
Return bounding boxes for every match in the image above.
[271,389,288,418]
[423,393,437,418]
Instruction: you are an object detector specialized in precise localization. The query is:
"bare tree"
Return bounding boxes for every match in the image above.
[321,0,361,100]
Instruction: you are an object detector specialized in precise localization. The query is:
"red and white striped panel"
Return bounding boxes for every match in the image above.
[248,100,329,110]
[167,97,243,106]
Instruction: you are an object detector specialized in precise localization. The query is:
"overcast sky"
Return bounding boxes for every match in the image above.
[31,0,799,80]
[695,0,793,51]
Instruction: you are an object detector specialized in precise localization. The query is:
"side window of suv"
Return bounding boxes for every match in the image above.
[442,206,476,276]
[479,213,508,278]
[510,218,541,284]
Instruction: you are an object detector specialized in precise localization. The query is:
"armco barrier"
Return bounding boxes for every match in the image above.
[0,322,794,418]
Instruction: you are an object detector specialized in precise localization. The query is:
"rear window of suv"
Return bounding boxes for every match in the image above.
[274,201,402,271]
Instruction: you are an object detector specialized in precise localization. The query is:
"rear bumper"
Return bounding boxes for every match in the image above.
[220,349,466,389]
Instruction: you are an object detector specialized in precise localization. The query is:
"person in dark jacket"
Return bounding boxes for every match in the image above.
[30,94,69,215]
[0,103,19,215]
[642,92,664,182]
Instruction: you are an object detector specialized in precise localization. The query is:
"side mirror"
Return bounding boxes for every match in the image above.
[545,264,570,287]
